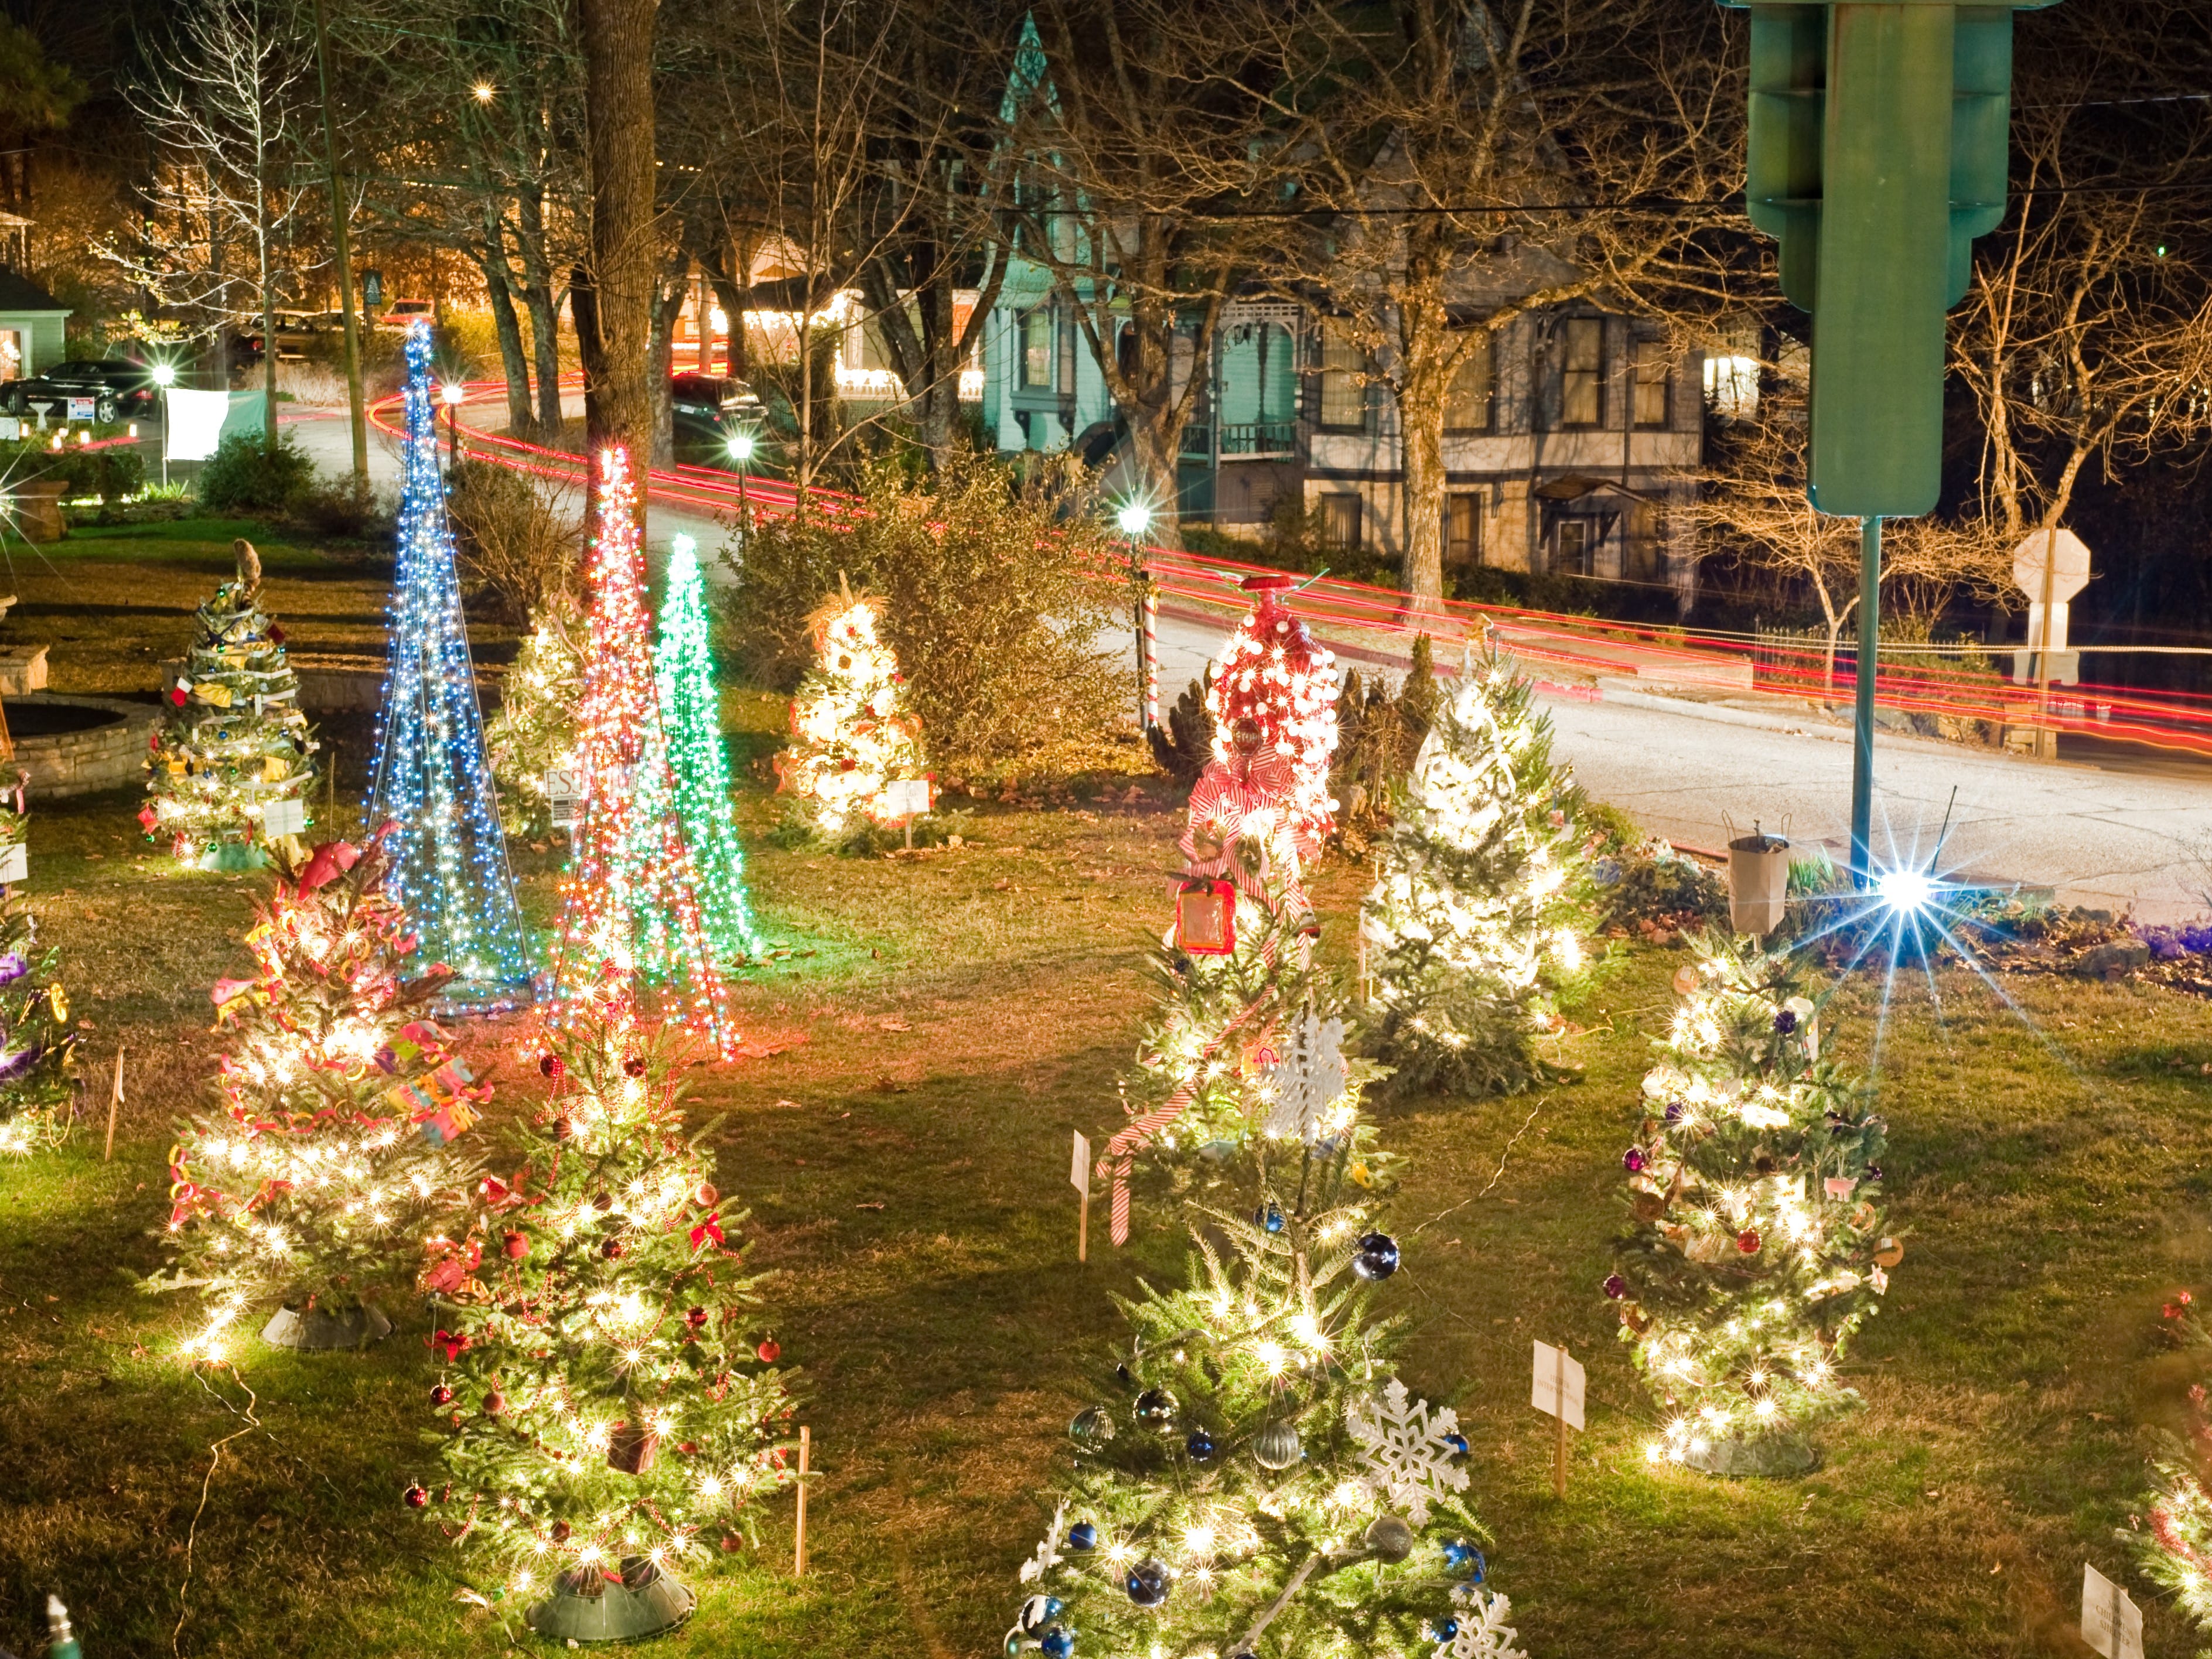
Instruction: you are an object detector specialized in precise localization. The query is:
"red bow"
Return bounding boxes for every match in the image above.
[689,1213,725,1251]
[430,1328,472,1361]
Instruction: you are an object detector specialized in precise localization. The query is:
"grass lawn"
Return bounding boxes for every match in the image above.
[4,520,2211,1656]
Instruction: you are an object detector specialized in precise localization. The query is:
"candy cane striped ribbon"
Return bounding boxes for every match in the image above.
[1142,585,1160,730]
[1098,989,1272,1247]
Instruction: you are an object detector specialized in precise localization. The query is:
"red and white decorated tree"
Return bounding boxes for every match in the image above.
[547,448,735,1055]
[1206,573,1341,851]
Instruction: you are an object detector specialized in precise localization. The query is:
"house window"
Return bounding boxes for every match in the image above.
[1021,309,1053,388]
[1560,317,1603,428]
[1321,493,1363,551]
[1444,333,1493,432]
[1551,517,1593,575]
[1626,501,1664,579]
[1319,323,1367,430]
[1446,493,1482,566]
[1632,337,1671,428]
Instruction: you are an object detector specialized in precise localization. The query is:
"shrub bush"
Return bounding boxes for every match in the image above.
[0,439,144,502]
[197,430,315,512]
[286,475,394,541]
[446,460,580,624]
[725,451,1129,785]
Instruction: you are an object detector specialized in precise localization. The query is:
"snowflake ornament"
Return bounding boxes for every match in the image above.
[1346,1378,1470,1524]
[1434,1589,1530,1659]
[1019,1500,1067,1584]
[1260,1011,1347,1142]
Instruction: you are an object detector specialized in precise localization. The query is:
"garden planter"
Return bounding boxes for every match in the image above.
[1685,1431,1821,1479]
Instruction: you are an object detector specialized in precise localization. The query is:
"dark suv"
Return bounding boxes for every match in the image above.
[0,360,162,423]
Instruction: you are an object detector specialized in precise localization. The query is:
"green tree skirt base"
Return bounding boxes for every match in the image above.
[524,1565,695,1643]
[1685,1431,1822,1480]
[199,842,272,873]
[260,1302,393,1350]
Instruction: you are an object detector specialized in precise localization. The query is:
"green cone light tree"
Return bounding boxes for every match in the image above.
[155,834,486,1353]
[1606,933,1896,1476]
[415,973,794,1641]
[141,544,317,869]
[1360,650,1595,1097]
[648,534,761,962]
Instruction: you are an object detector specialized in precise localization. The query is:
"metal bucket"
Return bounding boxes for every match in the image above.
[261,1302,394,1350]
[525,1560,695,1643]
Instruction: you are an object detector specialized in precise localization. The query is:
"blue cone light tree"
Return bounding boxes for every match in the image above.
[365,320,534,1006]
[648,534,762,964]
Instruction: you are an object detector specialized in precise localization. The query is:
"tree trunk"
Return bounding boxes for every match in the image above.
[647,255,687,467]
[706,272,749,381]
[478,226,534,437]
[578,0,660,532]
[258,189,277,446]
[514,180,564,437]
[1398,381,1447,605]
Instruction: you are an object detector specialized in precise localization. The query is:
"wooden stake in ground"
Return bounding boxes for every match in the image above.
[1531,1338,1585,1499]
[1071,1129,1091,1264]
[793,1425,810,1577]
[104,1046,124,1161]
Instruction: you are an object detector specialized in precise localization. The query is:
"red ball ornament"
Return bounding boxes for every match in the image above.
[718,1533,744,1553]
[685,1306,710,1329]
[1736,1229,1762,1254]
[483,1391,506,1416]
[549,1520,571,1543]
[622,1055,648,1078]
[503,1230,528,1260]
[600,1237,625,1260]
[756,1339,781,1364]
[551,1116,574,1142]
[402,1483,429,1508]
[694,1182,719,1207]
[429,1384,455,1407]
[539,1054,565,1078]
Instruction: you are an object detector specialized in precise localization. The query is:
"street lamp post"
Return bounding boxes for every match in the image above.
[1115,501,1156,732]
[442,381,465,467]
[728,429,756,544]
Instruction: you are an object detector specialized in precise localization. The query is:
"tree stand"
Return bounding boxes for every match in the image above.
[1685,1431,1821,1480]
[525,1559,695,1643]
[260,1302,392,1350]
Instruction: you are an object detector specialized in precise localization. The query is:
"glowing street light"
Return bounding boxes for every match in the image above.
[149,360,179,487]
[441,381,465,465]
[1114,500,1157,729]
[726,429,758,540]
[1115,500,1152,538]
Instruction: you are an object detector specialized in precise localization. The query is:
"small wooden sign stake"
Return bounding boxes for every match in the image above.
[1553,1341,1570,1499]
[794,1425,810,1577]
[1071,1130,1091,1264]
[104,1046,124,1162]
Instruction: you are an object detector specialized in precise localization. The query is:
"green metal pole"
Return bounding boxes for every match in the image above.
[311,0,368,492]
[1851,514,1880,887]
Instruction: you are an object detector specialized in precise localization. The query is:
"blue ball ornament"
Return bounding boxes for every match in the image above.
[1424,1618,1460,1643]
[1124,1558,1170,1608]
[1351,1231,1400,1281]
[1019,1595,1064,1633]
[1040,1627,1075,1659]
[1443,1431,1469,1456]
[1066,1522,1097,1551]
[1184,1426,1217,1462]
[1254,1203,1286,1234]
[1442,1539,1486,1582]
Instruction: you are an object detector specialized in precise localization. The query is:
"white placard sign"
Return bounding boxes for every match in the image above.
[165,388,232,462]
[1531,1340,1586,1431]
[545,768,582,830]
[67,397,95,424]
[882,777,932,818]
[261,797,307,837]
[2081,1563,2143,1659]
[1070,1130,1090,1196]
[0,842,26,885]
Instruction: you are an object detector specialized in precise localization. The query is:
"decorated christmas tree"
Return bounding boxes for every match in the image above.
[141,540,318,869]
[414,974,794,1642]
[772,581,929,845]
[647,533,760,963]
[1205,573,1340,850]
[1010,1110,1529,1658]
[153,832,489,1353]
[366,319,533,1006]
[2129,1302,2212,1636]
[0,781,83,1156]
[1606,932,1895,1476]
[1095,716,1329,1247]
[546,446,733,1053]
[487,588,585,837]
[1361,647,1596,1098]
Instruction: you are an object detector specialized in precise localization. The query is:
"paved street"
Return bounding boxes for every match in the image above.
[283,403,2212,922]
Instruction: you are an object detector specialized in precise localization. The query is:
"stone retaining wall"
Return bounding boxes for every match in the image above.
[10,694,161,800]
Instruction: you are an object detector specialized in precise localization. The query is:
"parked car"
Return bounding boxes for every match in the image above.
[374,299,437,333]
[0,359,163,422]
[240,310,335,361]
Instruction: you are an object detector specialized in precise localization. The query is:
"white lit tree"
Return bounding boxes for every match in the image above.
[487,588,585,837]
[1607,931,1895,1476]
[772,584,928,844]
[1361,648,1595,1097]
